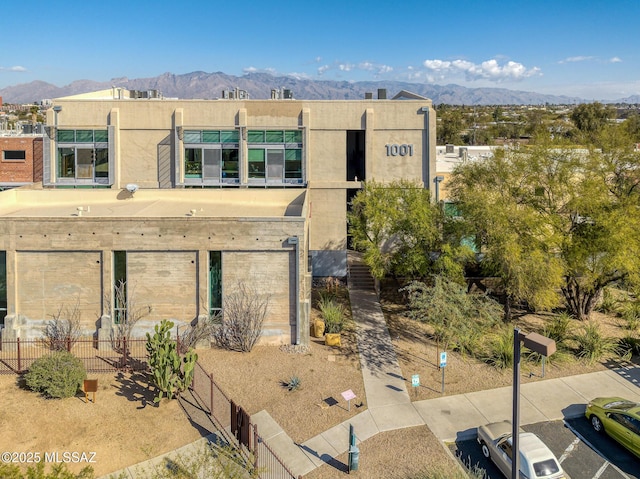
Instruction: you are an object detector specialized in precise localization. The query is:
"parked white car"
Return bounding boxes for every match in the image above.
[477,420,567,478]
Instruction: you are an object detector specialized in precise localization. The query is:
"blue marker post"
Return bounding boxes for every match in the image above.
[439,351,447,393]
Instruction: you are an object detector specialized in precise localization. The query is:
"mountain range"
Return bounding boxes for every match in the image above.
[2,71,640,105]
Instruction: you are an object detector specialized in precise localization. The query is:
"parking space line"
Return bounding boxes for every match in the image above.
[563,420,634,479]
[558,437,580,464]
[594,461,610,479]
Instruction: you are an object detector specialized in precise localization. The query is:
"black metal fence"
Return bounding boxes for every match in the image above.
[190,360,301,479]
[0,337,149,374]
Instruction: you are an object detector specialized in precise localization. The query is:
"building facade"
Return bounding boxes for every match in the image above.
[0,134,43,189]
[0,88,436,346]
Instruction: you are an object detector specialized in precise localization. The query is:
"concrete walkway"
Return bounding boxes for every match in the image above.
[102,257,640,478]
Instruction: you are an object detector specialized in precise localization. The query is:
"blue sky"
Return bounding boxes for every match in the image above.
[1,0,638,100]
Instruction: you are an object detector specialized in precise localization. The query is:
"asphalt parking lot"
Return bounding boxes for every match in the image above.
[449,419,639,479]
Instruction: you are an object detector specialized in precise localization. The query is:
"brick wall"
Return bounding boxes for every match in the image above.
[0,136,40,183]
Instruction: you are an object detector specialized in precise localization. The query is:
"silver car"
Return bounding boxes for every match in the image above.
[477,420,567,478]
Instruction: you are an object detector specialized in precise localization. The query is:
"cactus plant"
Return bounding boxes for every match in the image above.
[146,319,198,403]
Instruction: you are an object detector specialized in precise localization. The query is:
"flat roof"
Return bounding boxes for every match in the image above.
[0,188,306,219]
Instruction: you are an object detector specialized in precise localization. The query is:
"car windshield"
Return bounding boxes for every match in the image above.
[533,459,560,476]
[604,400,638,411]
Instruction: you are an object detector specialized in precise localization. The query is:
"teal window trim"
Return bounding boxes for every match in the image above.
[209,251,222,315]
[113,251,127,324]
[184,129,239,144]
[55,129,110,184]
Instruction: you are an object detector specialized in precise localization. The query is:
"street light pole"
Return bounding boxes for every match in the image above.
[512,328,522,479]
[512,329,556,479]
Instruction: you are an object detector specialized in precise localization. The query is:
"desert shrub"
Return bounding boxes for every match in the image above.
[136,441,259,479]
[543,312,574,347]
[408,463,486,479]
[24,351,86,399]
[178,313,220,354]
[146,319,198,403]
[402,276,501,352]
[42,299,82,351]
[618,334,640,357]
[213,281,270,352]
[573,321,621,364]
[619,301,640,331]
[319,299,345,334]
[482,326,513,369]
[0,462,94,479]
[596,287,619,314]
[282,375,301,391]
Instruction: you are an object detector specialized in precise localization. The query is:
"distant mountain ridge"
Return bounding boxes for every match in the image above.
[0,70,636,105]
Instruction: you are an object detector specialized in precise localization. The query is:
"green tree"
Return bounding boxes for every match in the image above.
[437,108,465,145]
[570,102,615,143]
[348,179,441,281]
[449,139,640,320]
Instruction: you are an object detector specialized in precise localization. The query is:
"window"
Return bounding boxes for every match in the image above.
[113,251,127,324]
[183,130,239,184]
[247,129,303,184]
[0,251,6,327]
[3,150,26,161]
[209,252,222,315]
[56,129,110,184]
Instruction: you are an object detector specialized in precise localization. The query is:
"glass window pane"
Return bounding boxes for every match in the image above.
[57,130,75,142]
[247,130,265,143]
[3,150,26,160]
[285,149,302,178]
[184,148,203,177]
[248,149,265,178]
[94,130,109,142]
[209,251,222,312]
[76,149,94,179]
[113,251,127,325]
[184,130,201,143]
[57,148,75,178]
[76,130,94,142]
[202,131,220,143]
[267,149,284,180]
[222,149,239,179]
[95,149,109,178]
[220,130,239,143]
[203,148,221,179]
[266,130,284,143]
[285,130,302,143]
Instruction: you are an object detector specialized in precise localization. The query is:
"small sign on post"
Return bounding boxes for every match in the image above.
[341,389,357,411]
[439,352,447,394]
[411,374,420,398]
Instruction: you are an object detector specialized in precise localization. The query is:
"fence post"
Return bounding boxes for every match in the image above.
[17,338,21,372]
[66,336,71,352]
[122,337,128,370]
[209,372,214,415]
[252,423,259,471]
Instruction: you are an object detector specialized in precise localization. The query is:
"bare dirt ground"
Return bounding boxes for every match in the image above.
[0,284,637,479]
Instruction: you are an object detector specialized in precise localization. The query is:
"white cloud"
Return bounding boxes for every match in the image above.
[558,56,594,64]
[0,66,27,72]
[609,57,622,63]
[422,58,540,83]
[316,61,393,77]
[243,66,258,73]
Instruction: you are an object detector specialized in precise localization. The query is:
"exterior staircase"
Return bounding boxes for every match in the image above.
[347,251,376,291]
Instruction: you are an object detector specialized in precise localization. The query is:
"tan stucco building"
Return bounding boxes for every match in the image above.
[0,88,436,345]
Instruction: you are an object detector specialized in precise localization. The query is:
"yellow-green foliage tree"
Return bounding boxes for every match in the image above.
[348,179,470,282]
[449,133,640,321]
